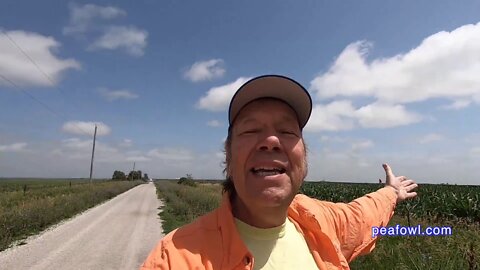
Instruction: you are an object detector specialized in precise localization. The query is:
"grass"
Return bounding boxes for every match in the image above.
[154,180,221,234]
[153,180,480,269]
[350,216,479,269]
[0,179,143,251]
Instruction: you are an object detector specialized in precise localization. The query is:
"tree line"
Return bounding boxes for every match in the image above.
[112,170,150,181]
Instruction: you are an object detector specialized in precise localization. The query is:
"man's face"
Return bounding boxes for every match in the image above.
[229,98,307,210]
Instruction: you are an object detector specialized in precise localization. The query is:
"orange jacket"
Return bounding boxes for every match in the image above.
[141,187,397,270]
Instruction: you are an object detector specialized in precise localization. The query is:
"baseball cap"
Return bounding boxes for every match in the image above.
[228,75,312,129]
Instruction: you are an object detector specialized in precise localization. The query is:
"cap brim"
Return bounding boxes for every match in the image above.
[228,75,312,128]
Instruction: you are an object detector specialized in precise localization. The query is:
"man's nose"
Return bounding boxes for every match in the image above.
[258,134,282,152]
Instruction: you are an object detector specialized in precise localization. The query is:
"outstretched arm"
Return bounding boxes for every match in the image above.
[324,164,418,261]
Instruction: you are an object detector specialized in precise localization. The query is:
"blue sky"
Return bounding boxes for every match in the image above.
[1,1,479,184]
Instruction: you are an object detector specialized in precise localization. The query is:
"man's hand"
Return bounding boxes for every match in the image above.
[383,163,418,203]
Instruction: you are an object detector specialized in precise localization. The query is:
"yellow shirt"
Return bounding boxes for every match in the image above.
[235,217,319,270]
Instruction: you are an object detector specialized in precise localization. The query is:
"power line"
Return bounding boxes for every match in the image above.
[1,30,56,86]
[0,30,94,137]
[1,29,85,108]
[0,30,130,144]
[1,29,145,170]
[0,73,93,137]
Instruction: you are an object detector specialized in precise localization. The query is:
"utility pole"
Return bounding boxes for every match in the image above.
[131,162,136,180]
[89,125,97,183]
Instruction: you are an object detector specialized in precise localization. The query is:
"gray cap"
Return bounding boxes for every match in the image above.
[228,75,312,128]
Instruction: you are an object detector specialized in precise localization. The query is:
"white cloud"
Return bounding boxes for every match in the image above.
[147,148,194,161]
[53,138,123,162]
[197,77,251,111]
[440,99,471,110]
[63,3,126,35]
[0,30,80,87]
[0,142,27,152]
[88,26,148,56]
[419,133,444,144]
[305,101,420,132]
[425,155,454,165]
[318,135,348,143]
[464,133,480,144]
[63,4,147,57]
[310,22,480,105]
[215,152,224,159]
[319,136,330,142]
[61,138,91,149]
[351,140,374,151]
[470,147,480,156]
[61,121,111,137]
[119,139,132,147]
[305,100,356,132]
[207,120,222,127]
[355,103,421,128]
[126,155,150,162]
[357,160,370,168]
[184,59,225,82]
[99,88,139,101]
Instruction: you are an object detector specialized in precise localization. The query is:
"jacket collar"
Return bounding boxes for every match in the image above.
[217,192,251,269]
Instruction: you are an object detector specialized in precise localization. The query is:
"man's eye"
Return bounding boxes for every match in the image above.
[242,129,259,134]
[281,131,297,136]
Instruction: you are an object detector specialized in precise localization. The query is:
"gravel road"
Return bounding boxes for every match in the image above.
[0,182,164,270]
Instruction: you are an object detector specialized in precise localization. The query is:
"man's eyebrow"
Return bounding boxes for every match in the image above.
[236,117,259,126]
[236,115,299,127]
[280,115,299,124]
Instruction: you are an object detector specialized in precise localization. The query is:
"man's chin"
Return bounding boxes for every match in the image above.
[250,188,293,206]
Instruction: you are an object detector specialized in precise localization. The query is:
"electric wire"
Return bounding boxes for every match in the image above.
[0,73,93,136]
[1,29,143,174]
[0,30,96,137]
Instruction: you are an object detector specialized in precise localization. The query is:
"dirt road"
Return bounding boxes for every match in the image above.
[0,183,164,270]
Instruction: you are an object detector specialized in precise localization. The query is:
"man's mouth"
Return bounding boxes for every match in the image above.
[250,167,287,176]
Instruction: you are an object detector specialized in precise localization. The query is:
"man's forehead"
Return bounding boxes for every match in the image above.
[234,98,301,126]
[237,115,298,125]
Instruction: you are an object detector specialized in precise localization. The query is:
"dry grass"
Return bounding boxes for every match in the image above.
[0,179,143,251]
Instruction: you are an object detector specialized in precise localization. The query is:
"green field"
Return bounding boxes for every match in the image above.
[0,178,144,252]
[154,180,480,270]
[300,182,480,269]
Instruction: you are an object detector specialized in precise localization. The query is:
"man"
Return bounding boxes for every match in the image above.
[141,75,418,270]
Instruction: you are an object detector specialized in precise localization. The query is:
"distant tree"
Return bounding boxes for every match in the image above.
[112,170,127,180]
[128,170,142,180]
[178,173,196,187]
[143,173,149,181]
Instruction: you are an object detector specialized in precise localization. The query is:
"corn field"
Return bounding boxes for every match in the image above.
[300,182,480,223]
